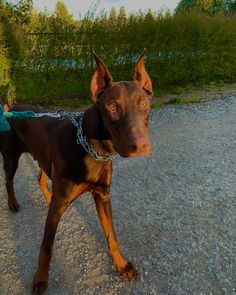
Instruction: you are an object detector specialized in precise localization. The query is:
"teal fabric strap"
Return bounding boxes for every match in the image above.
[4,111,35,120]
[0,105,36,132]
[0,105,82,133]
[0,105,11,132]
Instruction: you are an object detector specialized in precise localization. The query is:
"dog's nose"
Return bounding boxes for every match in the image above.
[129,143,137,152]
[129,139,151,155]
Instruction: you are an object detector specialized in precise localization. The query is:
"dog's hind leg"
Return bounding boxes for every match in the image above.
[3,152,21,212]
[0,131,23,212]
[38,168,51,205]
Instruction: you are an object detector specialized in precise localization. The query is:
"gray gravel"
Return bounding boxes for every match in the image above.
[0,96,236,295]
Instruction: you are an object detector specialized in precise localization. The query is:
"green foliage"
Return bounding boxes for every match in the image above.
[54,1,73,23]
[176,0,236,14]
[1,1,236,105]
[0,24,11,102]
[175,0,196,13]
[0,2,14,103]
[12,0,33,24]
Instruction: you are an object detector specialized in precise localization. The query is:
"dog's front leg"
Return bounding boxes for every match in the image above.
[92,191,138,281]
[32,181,72,295]
[37,168,51,205]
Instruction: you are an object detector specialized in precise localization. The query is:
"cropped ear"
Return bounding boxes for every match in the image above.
[90,53,113,101]
[134,48,153,97]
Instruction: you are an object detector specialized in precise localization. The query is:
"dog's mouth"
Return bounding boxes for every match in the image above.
[115,141,152,158]
[120,149,151,158]
[128,150,151,157]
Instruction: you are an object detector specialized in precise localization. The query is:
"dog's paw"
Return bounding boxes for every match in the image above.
[32,278,48,295]
[8,201,20,212]
[117,261,138,281]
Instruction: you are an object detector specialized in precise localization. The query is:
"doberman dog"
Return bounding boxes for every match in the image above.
[0,49,153,294]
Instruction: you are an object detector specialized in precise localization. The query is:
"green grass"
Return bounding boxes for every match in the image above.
[69,99,92,108]
[186,97,207,104]
[151,102,162,109]
[166,97,182,104]
[154,85,185,97]
[164,96,207,105]
[45,98,92,109]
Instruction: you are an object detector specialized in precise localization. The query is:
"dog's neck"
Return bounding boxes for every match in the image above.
[81,104,115,157]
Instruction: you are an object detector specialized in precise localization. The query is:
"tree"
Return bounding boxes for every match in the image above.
[0,0,18,103]
[175,0,196,13]
[175,0,236,14]
[13,0,33,24]
[117,6,127,24]
[55,1,73,23]
[196,0,223,14]
[109,7,117,23]
[223,0,236,13]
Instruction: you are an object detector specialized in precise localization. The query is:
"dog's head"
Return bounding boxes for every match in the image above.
[90,49,153,158]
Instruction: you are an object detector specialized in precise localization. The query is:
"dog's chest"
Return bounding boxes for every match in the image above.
[60,153,112,187]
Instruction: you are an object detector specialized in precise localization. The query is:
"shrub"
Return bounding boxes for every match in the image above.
[1,2,236,103]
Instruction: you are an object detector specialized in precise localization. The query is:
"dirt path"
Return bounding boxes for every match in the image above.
[0,96,235,295]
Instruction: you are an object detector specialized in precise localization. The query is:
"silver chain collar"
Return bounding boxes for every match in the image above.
[60,110,112,161]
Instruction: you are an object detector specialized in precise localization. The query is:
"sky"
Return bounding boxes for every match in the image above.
[32,0,179,18]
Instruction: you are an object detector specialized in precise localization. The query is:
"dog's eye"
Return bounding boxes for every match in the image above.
[140,98,149,110]
[108,102,117,113]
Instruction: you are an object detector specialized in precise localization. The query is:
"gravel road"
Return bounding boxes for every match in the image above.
[0,96,236,295]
